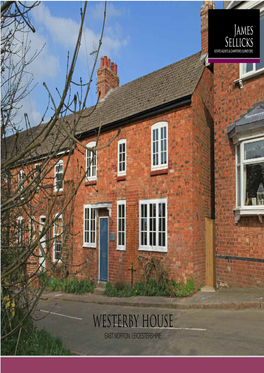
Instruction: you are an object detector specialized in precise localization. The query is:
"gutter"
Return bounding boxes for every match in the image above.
[76,94,192,140]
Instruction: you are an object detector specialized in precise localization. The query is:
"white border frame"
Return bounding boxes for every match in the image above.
[98,216,109,283]
[151,121,168,171]
[83,204,97,248]
[117,200,126,251]
[86,141,97,181]
[117,139,127,177]
[138,198,168,253]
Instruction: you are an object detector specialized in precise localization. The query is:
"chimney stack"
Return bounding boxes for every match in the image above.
[97,56,119,100]
[200,1,215,57]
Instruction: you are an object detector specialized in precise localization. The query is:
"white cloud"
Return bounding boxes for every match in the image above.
[32,3,130,59]
[90,3,124,20]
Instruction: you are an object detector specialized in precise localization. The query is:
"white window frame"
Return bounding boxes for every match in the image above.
[29,216,35,244]
[117,139,127,177]
[235,135,264,223]
[139,198,167,252]
[117,200,126,250]
[239,6,264,81]
[54,160,63,192]
[83,205,96,248]
[35,163,41,188]
[86,141,97,181]
[18,169,25,193]
[53,214,63,262]
[17,216,23,246]
[151,122,168,171]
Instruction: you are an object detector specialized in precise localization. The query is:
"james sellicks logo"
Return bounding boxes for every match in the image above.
[93,313,173,340]
[225,24,254,48]
[208,9,260,63]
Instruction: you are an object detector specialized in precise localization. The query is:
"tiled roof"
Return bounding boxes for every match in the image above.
[2,51,204,161]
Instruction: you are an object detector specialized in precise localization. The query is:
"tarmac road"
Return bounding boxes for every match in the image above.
[34,297,264,356]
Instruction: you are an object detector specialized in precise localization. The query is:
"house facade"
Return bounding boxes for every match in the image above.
[3,1,264,289]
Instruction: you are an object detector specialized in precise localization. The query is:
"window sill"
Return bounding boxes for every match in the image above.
[85,180,97,186]
[83,244,97,249]
[138,247,167,253]
[234,68,264,89]
[150,168,168,177]
[117,247,126,251]
[234,208,264,223]
[53,191,63,196]
[117,175,126,181]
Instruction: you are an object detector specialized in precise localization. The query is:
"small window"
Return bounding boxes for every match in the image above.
[139,198,167,252]
[86,141,97,181]
[240,14,264,78]
[236,137,264,208]
[35,164,41,188]
[18,169,25,193]
[54,160,63,191]
[151,122,168,171]
[17,216,23,246]
[118,139,126,176]
[29,216,36,244]
[83,205,96,247]
[53,214,63,261]
[117,200,126,250]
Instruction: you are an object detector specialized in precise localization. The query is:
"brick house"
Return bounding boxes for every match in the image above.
[3,1,263,289]
[213,0,264,287]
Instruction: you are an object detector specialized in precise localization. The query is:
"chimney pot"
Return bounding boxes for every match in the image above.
[114,64,117,75]
[111,62,114,71]
[100,57,104,67]
[104,56,107,66]
[108,58,111,69]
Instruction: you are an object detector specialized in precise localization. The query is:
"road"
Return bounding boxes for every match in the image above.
[34,297,264,356]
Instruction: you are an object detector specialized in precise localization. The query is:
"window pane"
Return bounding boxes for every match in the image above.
[243,63,253,74]
[245,163,264,205]
[244,140,264,160]
[236,145,240,164]
[256,15,264,71]
[237,166,241,207]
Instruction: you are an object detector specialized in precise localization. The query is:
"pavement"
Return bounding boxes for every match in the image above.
[41,287,264,310]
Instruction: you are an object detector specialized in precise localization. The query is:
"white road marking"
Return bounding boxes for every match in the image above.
[54,293,63,297]
[39,309,82,320]
[114,324,206,331]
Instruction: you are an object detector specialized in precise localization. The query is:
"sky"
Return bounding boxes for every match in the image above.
[13,1,223,130]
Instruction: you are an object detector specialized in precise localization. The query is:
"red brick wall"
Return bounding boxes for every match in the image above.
[191,66,214,286]
[214,62,264,287]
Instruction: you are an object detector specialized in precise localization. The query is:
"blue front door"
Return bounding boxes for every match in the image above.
[99,218,108,282]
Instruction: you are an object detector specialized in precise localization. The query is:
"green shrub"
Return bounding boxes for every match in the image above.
[47,277,95,294]
[105,278,196,298]
[1,308,71,356]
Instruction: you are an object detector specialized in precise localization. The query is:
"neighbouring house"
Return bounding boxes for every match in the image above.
[213,0,264,287]
[2,1,263,289]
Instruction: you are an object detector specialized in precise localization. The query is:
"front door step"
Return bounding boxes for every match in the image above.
[94,282,107,295]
